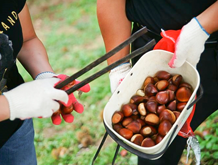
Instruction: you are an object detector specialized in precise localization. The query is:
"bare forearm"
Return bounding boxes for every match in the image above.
[0,95,10,121]
[97,0,131,65]
[197,1,218,34]
[18,37,53,79]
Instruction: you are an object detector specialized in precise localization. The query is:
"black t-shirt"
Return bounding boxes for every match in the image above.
[0,0,26,148]
[126,0,218,40]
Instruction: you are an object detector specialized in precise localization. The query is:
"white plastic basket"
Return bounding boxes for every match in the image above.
[103,50,200,159]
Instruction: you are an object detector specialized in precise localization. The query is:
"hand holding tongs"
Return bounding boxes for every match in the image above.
[55,27,156,94]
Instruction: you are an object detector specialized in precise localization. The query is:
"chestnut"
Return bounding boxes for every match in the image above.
[172,74,183,86]
[145,113,159,125]
[179,82,192,90]
[143,76,155,87]
[155,80,169,91]
[136,89,145,97]
[173,111,181,119]
[159,109,176,124]
[146,100,158,114]
[112,111,124,124]
[158,120,172,136]
[141,138,155,147]
[155,134,164,144]
[155,70,171,80]
[176,87,192,102]
[125,121,142,133]
[140,126,157,137]
[144,83,158,97]
[168,84,178,92]
[130,95,145,105]
[113,123,123,133]
[167,100,177,111]
[53,109,61,116]
[138,102,147,116]
[61,104,74,114]
[148,96,156,101]
[157,105,166,115]
[119,128,133,140]
[121,103,137,117]
[122,117,133,127]
[177,102,187,111]
[135,118,146,127]
[131,134,144,146]
[166,89,175,102]
[156,91,170,105]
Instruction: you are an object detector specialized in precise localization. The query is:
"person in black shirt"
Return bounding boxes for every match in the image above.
[97,0,218,164]
[0,1,90,164]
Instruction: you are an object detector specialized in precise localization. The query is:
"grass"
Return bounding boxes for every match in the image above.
[16,1,218,165]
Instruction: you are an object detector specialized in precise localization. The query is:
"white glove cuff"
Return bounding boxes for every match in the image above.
[181,17,209,43]
[35,71,56,80]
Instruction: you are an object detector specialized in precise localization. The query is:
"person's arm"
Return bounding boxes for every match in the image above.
[97,0,131,65]
[197,0,218,34]
[97,0,132,93]
[17,4,53,79]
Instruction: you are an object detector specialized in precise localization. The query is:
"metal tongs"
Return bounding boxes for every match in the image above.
[55,27,156,94]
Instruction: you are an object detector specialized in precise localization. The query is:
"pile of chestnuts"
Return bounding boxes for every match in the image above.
[111,70,193,147]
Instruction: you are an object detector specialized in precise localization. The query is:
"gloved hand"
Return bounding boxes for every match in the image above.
[154,17,210,68]
[36,72,90,125]
[3,78,68,120]
[109,63,131,93]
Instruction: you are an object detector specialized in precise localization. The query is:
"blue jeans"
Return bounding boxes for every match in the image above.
[0,119,37,165]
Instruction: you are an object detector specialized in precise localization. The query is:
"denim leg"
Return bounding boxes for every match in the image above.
[0,119,37,165]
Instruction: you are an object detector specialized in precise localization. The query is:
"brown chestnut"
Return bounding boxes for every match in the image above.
[125,121,142,133]
[155,71,171,80]
[140,126,157,137]
[122,117,133,127]
[158,120,172,136]
[145,113,159,125]
[119,128,133,140]
[167,100,177,111]
[179,82,192,90]
[177,102,187,111]
[138,102,147,116]
[130,95,146,105]
[121,103,138,117]
[156,91,170,105]
[144,83,158,97]
[173,111,181,119]
[135,118,146,127]
[112,111,124,124]
[155,80,169,91]
[172,74,183,86]
[131,134,144,146]
[143,76,155,87]
[141,138,155,147]
[159,109,176,124]
[61,104,74,114]
[146,100,158,114]
[176,87,192,102]
[113,123,123,133]
[155,134,164,144]
[157,105,166,115]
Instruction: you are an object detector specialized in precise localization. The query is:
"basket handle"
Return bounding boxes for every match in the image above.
[186,84,203,110]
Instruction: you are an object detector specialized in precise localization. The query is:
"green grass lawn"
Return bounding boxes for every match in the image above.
[16,1,218,164]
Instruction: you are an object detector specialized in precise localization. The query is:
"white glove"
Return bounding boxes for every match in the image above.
[3,78,68,120]
[169,17,210,68]
[35,71,56,80]
[109,63,131,93]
